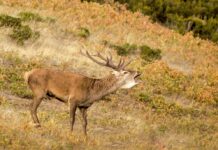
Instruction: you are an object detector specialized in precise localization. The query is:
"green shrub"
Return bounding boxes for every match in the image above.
[200,18,218,43]
[18,12,43,22]
[76,27,90,38]
[0,14,21,27]
[166,14,186,34]
[211,32,218,43]
[112,43,138,56]
[10,25,40,45]
[138,93,150,102]
[140,45,161,62]
[104,41,161,61]
[0,13,41,45]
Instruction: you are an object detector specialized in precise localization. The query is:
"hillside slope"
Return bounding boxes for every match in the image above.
[0,0,217,149]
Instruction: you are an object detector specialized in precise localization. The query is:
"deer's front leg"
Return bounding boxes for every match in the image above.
[69,101,77,132]
[79,107,88,135]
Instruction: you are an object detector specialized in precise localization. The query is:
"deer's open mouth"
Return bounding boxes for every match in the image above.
[134,73,141,82]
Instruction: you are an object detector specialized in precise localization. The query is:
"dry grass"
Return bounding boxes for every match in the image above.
[1,89,217,150]
[0,0,218,149]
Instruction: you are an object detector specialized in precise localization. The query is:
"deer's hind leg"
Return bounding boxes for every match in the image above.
[30,87,46,127]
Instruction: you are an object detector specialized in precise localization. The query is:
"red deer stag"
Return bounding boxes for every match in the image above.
[24,51,141,135]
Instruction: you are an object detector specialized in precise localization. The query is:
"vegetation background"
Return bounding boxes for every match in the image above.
[0,0,217,149]
[85,0,218,43]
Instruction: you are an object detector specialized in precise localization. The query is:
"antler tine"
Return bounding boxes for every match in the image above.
[97,52,114,67]
[96,52,107,61]
[121,58,125,67]
[108,52,113,61]
[117,57,125,69]
[96,51,116,68]
[81,50,119,70]
[106,52,113,64]
[121,59,132,69]
[81,50,106,66]
[117,57,133,70]
[117,58,122,67]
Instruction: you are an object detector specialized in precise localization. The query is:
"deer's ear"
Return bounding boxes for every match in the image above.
[112,70,120,76]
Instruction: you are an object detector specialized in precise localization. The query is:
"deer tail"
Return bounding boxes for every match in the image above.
[24,70,33,84]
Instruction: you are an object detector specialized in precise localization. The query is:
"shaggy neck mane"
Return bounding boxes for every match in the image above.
[89,74,119,101]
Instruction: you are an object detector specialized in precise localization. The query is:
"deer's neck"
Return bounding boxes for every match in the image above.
[89,74,120,101]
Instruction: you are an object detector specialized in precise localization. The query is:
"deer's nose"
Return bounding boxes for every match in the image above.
[134,72,141,78]
[136,71,141,76]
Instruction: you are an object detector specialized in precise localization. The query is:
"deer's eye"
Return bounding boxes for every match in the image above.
[123,71,128,74]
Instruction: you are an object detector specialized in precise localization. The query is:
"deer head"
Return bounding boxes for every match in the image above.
[81,50,141,89]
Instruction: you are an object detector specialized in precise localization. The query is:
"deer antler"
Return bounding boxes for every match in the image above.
[80,50,132,70]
